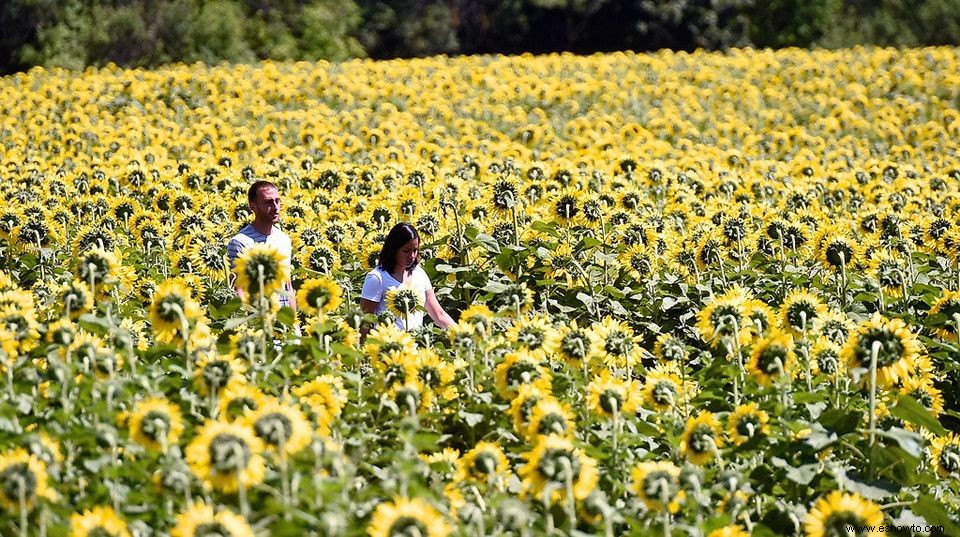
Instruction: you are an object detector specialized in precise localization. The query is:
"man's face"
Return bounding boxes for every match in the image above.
[251,186,281,224]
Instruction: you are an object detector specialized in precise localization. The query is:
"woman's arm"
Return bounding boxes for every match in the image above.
[424,289,456,329]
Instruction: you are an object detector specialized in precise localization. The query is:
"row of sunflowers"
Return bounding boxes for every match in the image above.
[0,46,959,536]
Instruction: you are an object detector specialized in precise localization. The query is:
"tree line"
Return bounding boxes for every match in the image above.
[2,0,959,74]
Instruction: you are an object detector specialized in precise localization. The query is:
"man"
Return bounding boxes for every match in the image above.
[227,180,297,315]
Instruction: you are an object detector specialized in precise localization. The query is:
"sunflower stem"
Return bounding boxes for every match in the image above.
[560,457,576,530]
[611,398,620,470]
[15,472,28,537]
[868,340,881,447]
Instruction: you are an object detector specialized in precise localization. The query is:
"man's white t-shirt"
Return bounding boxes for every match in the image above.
[227,224,293,307]
[360,265,432,330]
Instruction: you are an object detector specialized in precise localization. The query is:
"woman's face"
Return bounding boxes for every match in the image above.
[397,238,420,270]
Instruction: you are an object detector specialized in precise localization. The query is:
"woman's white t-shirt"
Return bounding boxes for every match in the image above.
[360,266,433,330]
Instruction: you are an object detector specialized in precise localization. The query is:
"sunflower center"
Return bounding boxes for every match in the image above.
[642,470,676,501]
[736,414,761,437]
[506,361,540,387]
[603,331,631,356]
[688,425,715,454]
[244,253,280,291]
[757,344,789,375]
[825,241,853,267]
[225,397,257,420]
[786,302,817,331]
[599,389,623,414]
[538,448,580,482]
[473,452,498,476]
[199,245,226,271]
[307,286,332,309]
[651,381,676,406]
[0,462,37,503]
[158,294,187,323]
[419,366,441,388]
[555,196,579,219]
[388,516,429,537]
[817,350,840,375]
[516,327,546,349]
[710,305,742,337]
[394,386,421,410]
[202,361,233,392]
[195,522,231,536]
[254,412,294,447]
[209,434,251,473]
[560,332,588,360]
[537,413,568,436]
[141,410,171,441]
[939,444,960,474]
[854,327,905,368]
[822,511,869,537]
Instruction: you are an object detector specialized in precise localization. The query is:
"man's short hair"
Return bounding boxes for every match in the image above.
[248,180,278,204]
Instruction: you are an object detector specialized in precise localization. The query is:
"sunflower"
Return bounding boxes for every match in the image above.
[726,403,770,446]
[218,383,268,422]
[542,242,577,285]
[234,242,290,301]
[127,397,185,452]
[588,316,641,370]
[653,333,688,363]
[524,398,576,440]
[898,374,944,419]
[194,352,248,396]
[367,496,450,537]
[494,281,535,318]
[187,238,230,280]
[642,361,695,413]
[810,338,845,378]
[456,441,510,484]
[385,280,425,321]
[494,350,553,400]
[414,349,458,401]
[171,501,256,537]
[520,435,598,505]
[619,243,658,283]
[868,250,908,298]
[148,279,202,337]
[629,460,684,513]
[803,491,883,537]
[546,320,593,367]
[70,505,130,537]
[841,314,921,388]
[364,323,417,362]
[746,331,797,386]
[228,329,266,362]
[696,285,757,349]
[300,243,341,274]
[296,277,343,316]
[293,374,349,420]
[243,399,313,456]
[505,315,557,356]
[458,303,495,336]
[680,411,724,466]
[185,420,266,494]
[818,310,853,346]
[815,230,860,272]
[927,290,960,341]
[387,379,433,414]
[929,433,960,478]
[75,247,121,292]
[0,448,57,511]
[586,369,639,417]
[551,189,582,223]
[508,384,550,434]
[779,289,828,336]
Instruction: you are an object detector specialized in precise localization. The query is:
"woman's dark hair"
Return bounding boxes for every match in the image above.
[378,222,420,273]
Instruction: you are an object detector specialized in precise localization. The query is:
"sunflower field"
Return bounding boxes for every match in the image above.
[1,47,960,537]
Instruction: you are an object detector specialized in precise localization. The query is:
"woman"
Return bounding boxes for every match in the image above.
[360,222,455,332]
